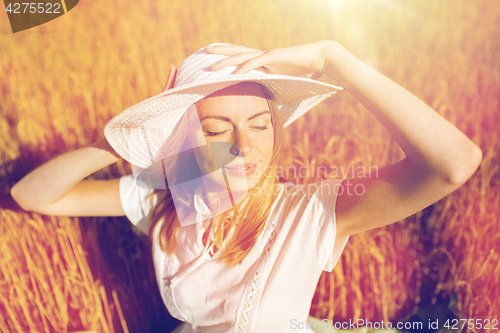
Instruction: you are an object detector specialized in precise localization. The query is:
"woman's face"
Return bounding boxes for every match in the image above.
[191,82,275,196]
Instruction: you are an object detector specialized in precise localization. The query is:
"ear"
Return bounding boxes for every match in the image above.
[162,65,177,92]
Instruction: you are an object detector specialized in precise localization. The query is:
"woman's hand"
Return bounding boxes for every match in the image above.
[162,64,177,92]
[205,41,335,80]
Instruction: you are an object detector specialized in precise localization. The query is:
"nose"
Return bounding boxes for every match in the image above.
[231,129,252,157]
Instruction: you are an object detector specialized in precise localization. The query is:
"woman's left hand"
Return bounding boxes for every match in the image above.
[205,41,333,80]
[162,64,177,92]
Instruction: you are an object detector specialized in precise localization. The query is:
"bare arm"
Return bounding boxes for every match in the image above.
[205,41,482,238]
[323,42,481,185]
[11,65,178,217]
[10,138,125,216]
[321,42,482,238]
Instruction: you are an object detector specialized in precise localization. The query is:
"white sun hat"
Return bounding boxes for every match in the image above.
[103,43,343,169]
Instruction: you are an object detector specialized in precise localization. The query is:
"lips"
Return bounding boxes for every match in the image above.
[224,162,259,177]
[227,162,257,169]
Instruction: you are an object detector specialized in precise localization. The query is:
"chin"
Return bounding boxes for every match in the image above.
[203,171,262,208]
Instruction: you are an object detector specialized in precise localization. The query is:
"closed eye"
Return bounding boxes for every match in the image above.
[205,130,227,137]
[205,126,269,137]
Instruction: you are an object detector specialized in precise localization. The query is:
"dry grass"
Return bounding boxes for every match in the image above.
[0,211,112,332]
[1,0,499,332]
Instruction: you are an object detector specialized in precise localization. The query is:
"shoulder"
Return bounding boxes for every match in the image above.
[119,174,160,234]
[270,178,346,222]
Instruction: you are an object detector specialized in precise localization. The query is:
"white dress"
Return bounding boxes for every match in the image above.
[119,175,350,333]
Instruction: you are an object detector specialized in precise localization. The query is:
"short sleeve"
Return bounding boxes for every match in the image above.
[119,174,158,235]
[313,178,350,272]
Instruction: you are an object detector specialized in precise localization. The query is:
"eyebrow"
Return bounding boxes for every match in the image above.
[200,110,271,123]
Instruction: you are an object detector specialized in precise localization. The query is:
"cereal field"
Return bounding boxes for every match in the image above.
[0,0,499,332]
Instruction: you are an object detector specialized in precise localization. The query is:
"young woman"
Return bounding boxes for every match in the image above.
[11,41,482,333]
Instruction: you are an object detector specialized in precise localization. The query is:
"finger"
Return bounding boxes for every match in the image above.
[162,66,174,92]
[209,51,264,71]
[168,66,177,90]
[205,44,262,56]
[232,52,274,74]
[163,65,177,92]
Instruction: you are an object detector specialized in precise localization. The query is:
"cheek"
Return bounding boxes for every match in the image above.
[191,128,207,148]
[260,129,275,161]
[193,145,213,174]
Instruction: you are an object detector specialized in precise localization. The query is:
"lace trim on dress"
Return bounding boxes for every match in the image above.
[232,189,288,333]
[233,183,311,332]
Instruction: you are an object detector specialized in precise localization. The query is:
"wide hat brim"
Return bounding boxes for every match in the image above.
[104,52,343,169]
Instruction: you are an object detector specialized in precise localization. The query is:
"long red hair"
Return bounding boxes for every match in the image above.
[145,83,284,266]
